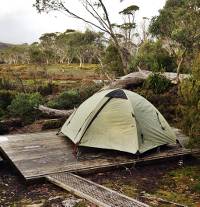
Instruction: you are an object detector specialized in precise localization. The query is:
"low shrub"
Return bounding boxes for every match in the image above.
[144,73,171,94]
[79,82,102,102]
[179,54,200,148]
[0,90,16,110]
[47,90,81,109]
[0,108,4,118]
[0,122,9,135]
[8,92,43,123]
[47,83,101,110]
[38,82,55,96]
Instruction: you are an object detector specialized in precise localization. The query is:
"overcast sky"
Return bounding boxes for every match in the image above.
[0,0,166,44]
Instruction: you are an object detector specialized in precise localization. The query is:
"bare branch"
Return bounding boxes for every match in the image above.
[81,1,110,34]
[83,0,111,31]
[98,0,113,32]
[59,2,108,33]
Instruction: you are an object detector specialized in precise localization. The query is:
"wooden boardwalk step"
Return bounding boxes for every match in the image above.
[46,172,149,207]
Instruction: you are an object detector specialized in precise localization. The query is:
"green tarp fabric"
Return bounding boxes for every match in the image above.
[61,89,176,154]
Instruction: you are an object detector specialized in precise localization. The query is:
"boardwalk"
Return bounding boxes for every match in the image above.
[47,172,149,207]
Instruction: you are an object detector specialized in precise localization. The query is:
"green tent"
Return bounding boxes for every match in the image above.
[61,89,176,154]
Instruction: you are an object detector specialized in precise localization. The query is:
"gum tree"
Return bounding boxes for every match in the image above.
[34,0,139,74]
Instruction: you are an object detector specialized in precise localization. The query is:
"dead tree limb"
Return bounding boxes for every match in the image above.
[38,105,74,118]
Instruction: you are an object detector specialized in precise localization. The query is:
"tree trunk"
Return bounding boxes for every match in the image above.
[176,49,186,83]
[79,58,83,68]
[112,34,128,75]
[97,57,113,81]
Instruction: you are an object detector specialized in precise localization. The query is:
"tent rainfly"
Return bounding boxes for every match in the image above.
[60,89,177,154]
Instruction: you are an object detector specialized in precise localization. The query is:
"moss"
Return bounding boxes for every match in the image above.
[192,183,200,193]
[102,180,138,198]
[154,166,200,206]
[74,201,88,207]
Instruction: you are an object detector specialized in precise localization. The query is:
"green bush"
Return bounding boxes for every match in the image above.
[47,89,81,109]
[179,54,200,147]
[79,83,102,102]
[8,92,43,123]
[38,82,54,96]
[102,44,124,76]
[129,40,177,72]
[0,90,16,110]
[47,83,101,110]
[144,73,171,94]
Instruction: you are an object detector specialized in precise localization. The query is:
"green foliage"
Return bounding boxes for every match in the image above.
[179,54,200,147]
[8,93,43,123]
[102,44,124,76]
[192,183,200,193]
[130,41,176,72]
[47,90,81,109]
[37,82,54,96]
[119,5,139,15]
[0,90,16,110]
[149,0,200,72]
[47,83,101,109]
[74,202,87,207]
[79,82,102,102]
[150,0,200,49]
[144,73,171,94]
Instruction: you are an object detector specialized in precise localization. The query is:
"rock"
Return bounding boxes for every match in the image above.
[62,197,83,207]
[48,195,63,201]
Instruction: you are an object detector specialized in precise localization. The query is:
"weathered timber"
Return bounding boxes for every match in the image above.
[46,172,149,207]
[38,105,73,118]
[0,128,199,182]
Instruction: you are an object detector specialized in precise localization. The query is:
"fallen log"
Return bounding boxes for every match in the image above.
[104,69,190,89]
[103,70,150,89]
[38,105,74,118]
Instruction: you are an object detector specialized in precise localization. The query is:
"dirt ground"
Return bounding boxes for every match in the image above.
[0,157,199,207]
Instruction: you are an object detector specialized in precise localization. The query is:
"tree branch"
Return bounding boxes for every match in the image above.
[83,0,111,32]
[59,2,108,33]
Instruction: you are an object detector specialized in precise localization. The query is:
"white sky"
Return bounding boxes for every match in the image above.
[0,0,166,44]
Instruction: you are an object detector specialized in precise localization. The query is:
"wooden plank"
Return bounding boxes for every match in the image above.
[0,128,198,181]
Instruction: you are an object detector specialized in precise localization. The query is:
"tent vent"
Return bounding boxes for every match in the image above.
[106,89,127,99]
[141,133,144,143]
[156,112,165,130]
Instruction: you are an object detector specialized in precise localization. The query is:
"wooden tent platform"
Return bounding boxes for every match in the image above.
[0,129,198,181]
